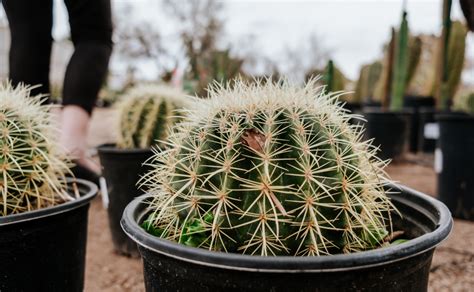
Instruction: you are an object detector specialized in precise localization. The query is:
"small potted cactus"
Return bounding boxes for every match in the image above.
[437,92,474,220]
[0,83,98,291]
[121,79,452,291]
[98,84,188,256]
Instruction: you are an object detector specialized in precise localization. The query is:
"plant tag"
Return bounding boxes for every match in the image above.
[100,177,109,209]
[434,148,443,174]
[424,123,439,139]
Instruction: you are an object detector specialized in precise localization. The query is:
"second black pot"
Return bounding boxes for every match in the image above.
[98,144,154,257]
[437,113,474,220]
[363,109,413,160]
[0,179,97,292]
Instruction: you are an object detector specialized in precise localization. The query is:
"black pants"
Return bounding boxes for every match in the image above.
[2,0,113,115]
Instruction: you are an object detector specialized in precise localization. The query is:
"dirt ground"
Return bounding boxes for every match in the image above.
[84,108,474,292]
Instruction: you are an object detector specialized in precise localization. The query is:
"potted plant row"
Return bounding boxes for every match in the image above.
[121,78,452,291]
[98,84,188,257]
[0,83,97,291]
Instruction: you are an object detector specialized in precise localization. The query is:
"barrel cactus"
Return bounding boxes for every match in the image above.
[117,84,188,149]
[0,83,71,216]
[141,79,397,256]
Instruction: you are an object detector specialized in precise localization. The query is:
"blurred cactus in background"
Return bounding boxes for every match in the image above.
[373,27,396,107]
[390,11,410,111]
[0,83,71,216]
[405,36,422,90]
[407,34,438,96]
[323,60,346,94]
[354,61,383,103]
[453,92,474,114]
[373,11,423,110]
[431,19,467,110]
[117,84,188,149]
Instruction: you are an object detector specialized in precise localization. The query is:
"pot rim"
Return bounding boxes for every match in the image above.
[121,184,452,273]
[0,178,98,226]
[97,143,154,155]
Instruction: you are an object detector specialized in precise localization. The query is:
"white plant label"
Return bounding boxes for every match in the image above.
[100,177,109,209]
[424,123,439,139]
[434,148,443,174]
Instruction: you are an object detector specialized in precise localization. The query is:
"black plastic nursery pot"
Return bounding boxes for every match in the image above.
[122,185,452,292]
[0,179,97,292]
[363,109,413,161]
[98,144,154,257]
[436,113,474,220]
[403,96,435,153]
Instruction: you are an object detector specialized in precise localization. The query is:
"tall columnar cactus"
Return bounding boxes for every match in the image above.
[117,84,188,149]
[0,83,71,216]
[390,11,410,111]
[141,79,397,256]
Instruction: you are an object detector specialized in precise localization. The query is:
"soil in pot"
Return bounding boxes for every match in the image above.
[122,185,452,292]
[436,113,474,220]
[403,96,435,153]
[0,179,97,292]
[98,144,154,257]
[362,109,413,161]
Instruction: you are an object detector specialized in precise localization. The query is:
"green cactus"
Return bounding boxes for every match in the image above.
[0,83,71,216]
[354,61,383,103]
[117,84,188,149]
[323,60,346,94]
[390,11,410,111]
[141,78,397,256]
[453,92,474,114]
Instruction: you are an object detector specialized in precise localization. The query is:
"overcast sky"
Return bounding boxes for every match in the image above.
[34,0,474,82]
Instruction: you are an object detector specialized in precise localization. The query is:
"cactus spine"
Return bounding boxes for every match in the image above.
[117,85,188,149]
[142,79,397,256]
[0,83,71,216]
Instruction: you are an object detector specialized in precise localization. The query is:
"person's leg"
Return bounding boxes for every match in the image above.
[2,0,53,98]
[61,0,113,174]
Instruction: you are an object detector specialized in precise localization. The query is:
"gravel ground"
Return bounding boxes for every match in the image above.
[84,108,474,292]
